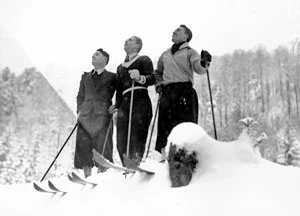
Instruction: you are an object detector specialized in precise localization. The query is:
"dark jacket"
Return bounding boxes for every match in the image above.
[77,70,116,116]
[77,69,116,136]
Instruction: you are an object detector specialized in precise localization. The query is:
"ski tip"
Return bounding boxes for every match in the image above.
[69,172,97,187]
[92,149,101,157]
[48,180,67,194]
[71,171,79,177]
[71,172,84,179]
[136,167,155,175]
[141,169,155,175]
[33,182,40,190]
[68,173,84,185]
[33,182,41,190]
[33,182,56,194]
[67,174,73,181]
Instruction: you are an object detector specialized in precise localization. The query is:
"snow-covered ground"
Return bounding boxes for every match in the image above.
[1,122,300,216]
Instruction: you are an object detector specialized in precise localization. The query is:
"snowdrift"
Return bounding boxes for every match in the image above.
[1,122,300,216]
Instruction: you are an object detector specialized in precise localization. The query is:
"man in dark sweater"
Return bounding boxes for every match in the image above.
[113,36,155,165]
[74,48,116,177]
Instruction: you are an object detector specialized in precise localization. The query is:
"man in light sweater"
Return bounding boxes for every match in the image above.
[155,25,211,160]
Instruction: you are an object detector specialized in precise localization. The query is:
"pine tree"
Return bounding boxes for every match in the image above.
[276,136,289,165]
[286,125,300,166]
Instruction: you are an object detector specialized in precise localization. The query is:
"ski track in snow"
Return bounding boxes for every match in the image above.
[1,122,300,216]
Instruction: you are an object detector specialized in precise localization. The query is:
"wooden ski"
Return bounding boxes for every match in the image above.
[92,149,135,173]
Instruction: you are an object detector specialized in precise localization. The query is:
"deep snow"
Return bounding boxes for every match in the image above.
[1,122,300,216]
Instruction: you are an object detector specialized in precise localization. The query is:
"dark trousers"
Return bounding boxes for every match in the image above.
[117,90,152,165]
[74,115,113,169]
[155,82,198,153]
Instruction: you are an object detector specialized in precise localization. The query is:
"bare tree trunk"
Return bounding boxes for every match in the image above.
[258,59,265,113]
[278,60,285,108]
[224,102,228,127]
[243,71,247,116]
[218,100,223,128]
[295,84,299,117]
[286,79,291,116]
[296,53,299,117]
[203,106,207,129]
[266,81,270,111]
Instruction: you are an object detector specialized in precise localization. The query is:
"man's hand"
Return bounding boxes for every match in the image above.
[200,50,212,68]
[128,69,141,81]
[108,104,115,114]
[201,50,212,62]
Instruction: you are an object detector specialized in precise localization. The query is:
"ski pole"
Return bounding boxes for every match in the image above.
[101,117,114,155]
[126,80,135,158]
[40,122,78,182]
[206,70,217,140]
[144,93,161,160]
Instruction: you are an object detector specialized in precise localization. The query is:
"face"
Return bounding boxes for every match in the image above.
[92,51,107,67]
[172,26,188,44]
[124,36,139,54]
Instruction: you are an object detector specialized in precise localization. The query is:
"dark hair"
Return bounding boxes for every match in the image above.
[180,24,193,42]
[97,48,110,65]
[133,36,143,53]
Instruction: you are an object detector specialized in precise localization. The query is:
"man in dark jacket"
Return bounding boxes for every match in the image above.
[74,48,116,177]
[113,36,155,166]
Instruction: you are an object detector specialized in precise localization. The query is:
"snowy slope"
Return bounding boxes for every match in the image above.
[1,122,300,216]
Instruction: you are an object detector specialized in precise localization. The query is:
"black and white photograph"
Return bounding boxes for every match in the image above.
[0,0,300,215]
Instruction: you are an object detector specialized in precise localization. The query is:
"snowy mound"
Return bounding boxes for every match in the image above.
[166,122,262,182]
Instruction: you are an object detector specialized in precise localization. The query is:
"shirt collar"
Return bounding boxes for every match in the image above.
[93,68,105,75]
[179,42,190,49]
[128,53,138,61]
[169,42,190,51]
[122,55,140,68]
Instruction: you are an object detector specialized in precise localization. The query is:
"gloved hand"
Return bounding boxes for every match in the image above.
[200,50,212,68]
[128,69,141,81]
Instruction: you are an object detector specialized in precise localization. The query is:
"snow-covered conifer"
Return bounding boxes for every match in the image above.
[286,126,300,167]
[276,137,289,165]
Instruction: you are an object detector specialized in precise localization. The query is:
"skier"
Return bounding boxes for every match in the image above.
[74,48,117,177]
[113,36,155,166]
[154,24,211,161]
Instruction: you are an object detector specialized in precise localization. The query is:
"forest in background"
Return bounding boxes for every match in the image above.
[194,38,300,163]
[0,67,76,184]
[1,38,300,184]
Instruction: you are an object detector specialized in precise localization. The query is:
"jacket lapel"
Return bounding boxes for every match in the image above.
[95,69,107,90]
[86,71,95,87]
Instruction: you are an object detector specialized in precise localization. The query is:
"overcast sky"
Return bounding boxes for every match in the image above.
[0,0,300,111]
